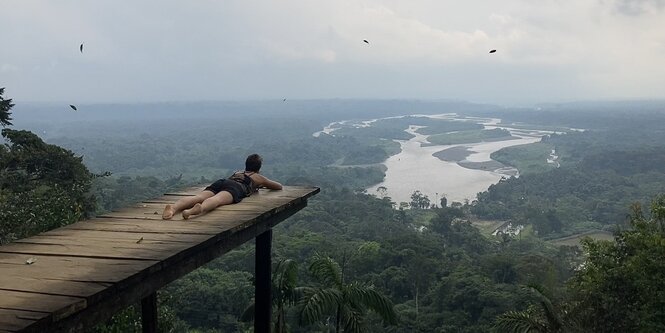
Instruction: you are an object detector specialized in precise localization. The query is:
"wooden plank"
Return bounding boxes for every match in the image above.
[97,209,263,221]
[0,254,157,283]
[60,219,228,235]
[0,239,192,261]
[16,231,210,246]
[0,290,85,320]
[0,275,109,298]
[0,309,48,332]
[39,228,210,243]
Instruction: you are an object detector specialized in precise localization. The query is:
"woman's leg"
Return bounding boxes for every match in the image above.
[162,191,215,220]
[182,191,234,219]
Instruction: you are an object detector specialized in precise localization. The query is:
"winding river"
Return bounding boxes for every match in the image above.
[315,114,558,205]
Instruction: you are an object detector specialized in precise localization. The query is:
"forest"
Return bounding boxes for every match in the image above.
[2,93,665,332]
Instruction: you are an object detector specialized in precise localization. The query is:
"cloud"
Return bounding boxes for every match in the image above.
[0,0,664,104]
[610,0,665,16]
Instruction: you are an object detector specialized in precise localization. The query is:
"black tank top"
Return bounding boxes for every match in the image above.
[229,171,256,196]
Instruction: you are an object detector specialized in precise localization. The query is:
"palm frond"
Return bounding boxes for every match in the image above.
[275,258,299,291]
[297,287,342,325]
[494,310,547,333]
[309,253,342,287]
[342,303,365,333]
[239,301,255,322]
[524,284,562,330]
[274,259,300,305]
[346,282,398,324]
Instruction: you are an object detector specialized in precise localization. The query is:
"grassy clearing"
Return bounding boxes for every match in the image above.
[416,120,483,135]
[427,128,514,145]
[550,230,614,247]
[491,142,557,175]
[406,209,438,227]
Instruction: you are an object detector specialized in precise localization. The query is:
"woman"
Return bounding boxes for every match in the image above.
[162,154,282,220]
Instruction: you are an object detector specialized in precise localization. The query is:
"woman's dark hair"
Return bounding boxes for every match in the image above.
[245,154,263,172]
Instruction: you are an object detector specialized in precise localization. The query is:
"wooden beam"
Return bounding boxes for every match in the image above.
[141,293,157,333]
[255,230,272,333]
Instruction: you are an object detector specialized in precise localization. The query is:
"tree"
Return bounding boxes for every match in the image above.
[568,197,665,332]
[167,269,254,331]
[494,285,574,333]
[376,186,388,198]
[430,207,464,234]
[298,253,397,333]
[409,191,430,209]
[0,129,96,243]
[0,87,14,127]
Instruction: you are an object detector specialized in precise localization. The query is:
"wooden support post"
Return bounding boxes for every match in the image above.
[141,292,157,333]
[255,229,272,333]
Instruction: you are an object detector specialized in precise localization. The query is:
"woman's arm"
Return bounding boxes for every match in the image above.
[254,174,283,190]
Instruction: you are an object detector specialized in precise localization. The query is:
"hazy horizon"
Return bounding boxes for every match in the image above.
[3,1,665,105]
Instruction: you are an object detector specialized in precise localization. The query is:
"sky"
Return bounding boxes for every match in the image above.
[1,0,665,105]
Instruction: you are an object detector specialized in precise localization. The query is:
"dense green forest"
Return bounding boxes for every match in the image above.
[2,96,665,332]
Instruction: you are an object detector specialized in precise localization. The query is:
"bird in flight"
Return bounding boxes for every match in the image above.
[69,104,78,111]
[363,39,369,44]
[283,98,287,102]
[80,43,84,53]
[489,49,497,53]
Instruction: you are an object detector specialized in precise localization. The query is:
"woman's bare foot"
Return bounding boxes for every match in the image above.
[162,204,175,220]
[182,203,202,220]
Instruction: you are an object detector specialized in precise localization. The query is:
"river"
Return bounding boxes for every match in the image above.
[314,114,558,205]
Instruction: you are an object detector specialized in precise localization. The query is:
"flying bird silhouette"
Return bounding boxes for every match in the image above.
[80,43,84,53]
[489,49,497,53]
[283,98,287,102]
[69,104,77,111]
[363,39,369,44]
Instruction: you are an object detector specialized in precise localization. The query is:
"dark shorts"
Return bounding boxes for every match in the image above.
[204,179,247,203]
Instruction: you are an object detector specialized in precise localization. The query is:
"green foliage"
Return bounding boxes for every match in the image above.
[429,207,464,234]
[166,269,254,332]
[92,174,192,214]
[568,196,665,332]
[240,259,301,333]
[298,253,397,333]
[415,119,483,135]
[0,129,95,244]
[491,142,557,175]
[472,164,658,237]
[427,128,514,145]
[10,102,663,332]
[0,87,14,127]
[493,285,572,333]
[409,190,430,209]
[91,293,188,333]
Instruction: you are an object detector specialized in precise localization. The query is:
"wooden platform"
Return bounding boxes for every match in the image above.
[0,186,319,333]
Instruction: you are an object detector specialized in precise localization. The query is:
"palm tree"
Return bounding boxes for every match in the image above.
[494,284,578,333]
[298,253,397,333]
[241,259,300,333]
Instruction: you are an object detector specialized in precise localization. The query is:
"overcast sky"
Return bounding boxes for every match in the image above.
[1,0,664,105]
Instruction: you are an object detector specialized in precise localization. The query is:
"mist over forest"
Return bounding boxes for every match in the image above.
[3,95,665,332]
